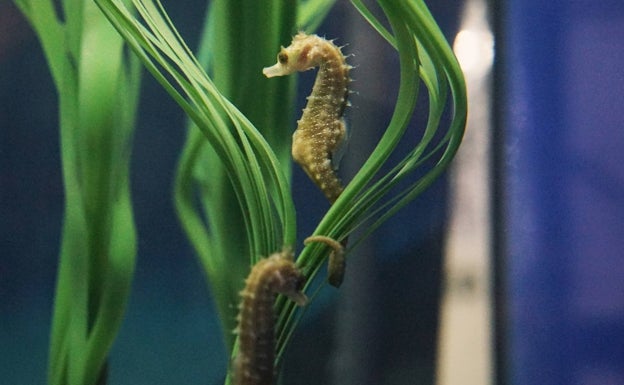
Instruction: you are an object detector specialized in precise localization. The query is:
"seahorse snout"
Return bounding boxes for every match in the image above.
[262,63,287,78]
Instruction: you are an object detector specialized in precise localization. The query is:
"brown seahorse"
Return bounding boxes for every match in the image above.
[233,251,307,385]
[263,32,351,204]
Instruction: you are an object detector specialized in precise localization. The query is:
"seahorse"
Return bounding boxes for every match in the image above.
[233,251,307,385]
[263,33,352,287]
[263,32,351,204]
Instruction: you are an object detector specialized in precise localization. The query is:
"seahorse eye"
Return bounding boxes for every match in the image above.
[278,51,289,64]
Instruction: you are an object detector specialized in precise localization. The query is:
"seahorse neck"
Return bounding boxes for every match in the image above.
[303,49,349,120]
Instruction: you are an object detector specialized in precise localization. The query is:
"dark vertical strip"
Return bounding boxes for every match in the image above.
[489,0,508,384]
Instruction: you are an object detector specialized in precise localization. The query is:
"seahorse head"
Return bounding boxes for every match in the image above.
[263,32,318,78]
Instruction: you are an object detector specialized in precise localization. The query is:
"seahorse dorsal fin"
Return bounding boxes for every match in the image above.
[331,119,349,171]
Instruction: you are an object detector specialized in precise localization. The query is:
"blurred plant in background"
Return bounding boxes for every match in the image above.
[12,0,465,384]
[13,1,141,384]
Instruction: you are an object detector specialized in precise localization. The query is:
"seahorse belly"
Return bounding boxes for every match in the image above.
[292,116,345,203]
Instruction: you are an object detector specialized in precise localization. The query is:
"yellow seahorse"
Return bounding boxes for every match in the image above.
[264,32,351,287]
[263,32,351,204]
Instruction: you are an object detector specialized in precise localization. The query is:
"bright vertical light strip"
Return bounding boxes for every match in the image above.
[437,0,494,384]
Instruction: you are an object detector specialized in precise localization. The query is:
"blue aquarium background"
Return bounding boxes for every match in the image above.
[499,1,624,385]
[2,0,624,385]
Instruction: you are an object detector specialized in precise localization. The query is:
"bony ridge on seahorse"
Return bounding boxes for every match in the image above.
[263,32,352,288]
